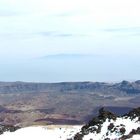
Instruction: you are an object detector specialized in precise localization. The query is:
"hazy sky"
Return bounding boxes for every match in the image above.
[0,0,140,82]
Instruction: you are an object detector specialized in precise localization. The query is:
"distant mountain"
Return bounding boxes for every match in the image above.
[0,81,140,95]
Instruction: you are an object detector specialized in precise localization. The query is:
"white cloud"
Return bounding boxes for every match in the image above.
[0,0,140,58]
[0,0,140,81]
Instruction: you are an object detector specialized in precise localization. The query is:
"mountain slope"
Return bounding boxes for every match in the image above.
[0,81,140,95]
[72,107,140,140]
[0,81,140,127]
[0,108,139,140]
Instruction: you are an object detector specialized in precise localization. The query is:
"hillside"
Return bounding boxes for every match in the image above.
[73,107,140,140]
[0,80,140,95]
[0,81,140,126]
[0,107,139,140]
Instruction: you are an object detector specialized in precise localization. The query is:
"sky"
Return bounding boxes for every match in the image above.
[0,0,140,82]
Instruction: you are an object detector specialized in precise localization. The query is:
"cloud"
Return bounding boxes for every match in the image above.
[39,53,99,60]
[0,1,24,17]
[39,31,85,38]
[0,7,20,17]
[0,31,87,41]
[132,33,140,36]
[54,34,74,37]
[54,12,76,17]
[0,11,18,17]
[104,27,140,32]
[38,32,53,36]
[0,32,36,40]
[103,27,140,37]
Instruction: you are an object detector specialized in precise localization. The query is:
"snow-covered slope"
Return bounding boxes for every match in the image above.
[72,107,140,140]
[0,125,81,140]
[0,107,139,140]
[80,117,140,140]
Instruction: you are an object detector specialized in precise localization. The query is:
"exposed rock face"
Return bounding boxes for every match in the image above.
[71,107,140,140]
[123,107,140,120]
[0,125,20,135]
[0,81,140,95]
[79,108,117,136]
[121,127,140,140]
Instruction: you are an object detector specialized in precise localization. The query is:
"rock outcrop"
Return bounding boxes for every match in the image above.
[0,124,20,135]
[71,107,140,140]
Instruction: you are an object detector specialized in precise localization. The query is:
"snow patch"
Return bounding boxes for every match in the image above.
[0,125,81,140]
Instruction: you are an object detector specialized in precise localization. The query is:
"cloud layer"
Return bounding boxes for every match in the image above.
[0,0,140,81]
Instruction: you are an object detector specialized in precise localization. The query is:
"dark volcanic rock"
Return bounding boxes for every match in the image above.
[0,125,20,135]
[120,127,140,140]
[98,107,117,121]
[88,108,117,127]
[72,107,140,140]
[123,107,140,120]
[73,108,117,140]
[108,123,114,131]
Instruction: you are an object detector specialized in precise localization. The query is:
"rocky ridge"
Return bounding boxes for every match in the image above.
[0,124,20,135]
[72,107,140,140]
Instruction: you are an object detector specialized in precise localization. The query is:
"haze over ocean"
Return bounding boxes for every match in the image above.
[0,0,140,82]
